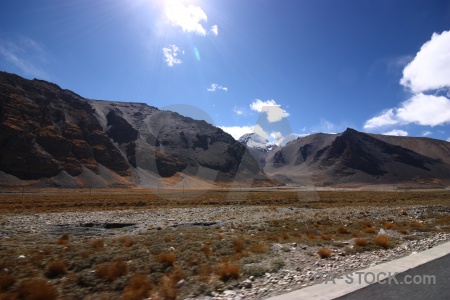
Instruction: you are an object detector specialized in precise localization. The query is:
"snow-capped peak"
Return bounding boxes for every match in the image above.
[238,133,277,152]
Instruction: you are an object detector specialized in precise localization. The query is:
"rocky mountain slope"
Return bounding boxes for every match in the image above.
[238,133,278,168]
[262,128,450,187]
[0,72,265,188]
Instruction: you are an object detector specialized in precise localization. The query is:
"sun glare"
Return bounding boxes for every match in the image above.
[164,0,208,35]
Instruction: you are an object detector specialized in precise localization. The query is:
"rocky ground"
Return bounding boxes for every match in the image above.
[1,199,449,299]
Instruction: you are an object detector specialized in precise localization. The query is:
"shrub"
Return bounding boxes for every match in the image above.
[217,263,240,281]
[18,279,58,300]
[96,261,128,281]
[354,238,368,247]
[158,253,176,266]
[0,274,15,292]
[337,227,350,234]
[158,276,177,300]
[45,260,67,278]
[233,239,244,253]
[57,233,70,245]
[91,238,105,250]
[321,234,333,241]
[307,233,316,239]
[398,228,409,234]
[383,223,395,230]
[121,274,152,300]
[363,227,378,234]
[202,244,211,258]
[281,231,290,241]
[317,247,332,259]
[250,244,268,254]
[118,236,135,248]
[373,235,390,249]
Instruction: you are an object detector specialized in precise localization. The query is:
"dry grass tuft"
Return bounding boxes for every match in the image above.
[281,231,290,241]
[233,239,244,253]
[307,233,317,239]
[91,238,105,250]
[383,222,395,230]
[250,244,268,254]
[164,236,175,243]
[18,279,58,300]
[57,233,70,245]
[45,260,67,278]
[410,221,423,228]
[118,236,135,248]
[317,247,332,259]
[363,227,378,234]
[158,276,177,300]
[373,234,391,249]
[398,228,409,234]
[121,274,152,300]
[354,238,368,247]
[96,261,129,281]
[202,243,211,258]
[158,253,176,266]
[217,263,240,281]
[0,274,15,292]
[337,227,350,234]
[321,234,333,241]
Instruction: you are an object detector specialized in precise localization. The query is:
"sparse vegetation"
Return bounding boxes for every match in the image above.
[373,235,391,249]
[0,189,448,299]
[354,238,368,247]
[217,263,240,281]
[18,279,58,300]
[45,260,67,278]
[317,247,332,259]
[96,261,128,281]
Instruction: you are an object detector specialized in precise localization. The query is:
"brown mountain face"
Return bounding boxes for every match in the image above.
[263,128,450,187]
[0,72,264,187]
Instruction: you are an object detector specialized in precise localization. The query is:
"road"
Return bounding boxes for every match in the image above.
[335,253,450,300]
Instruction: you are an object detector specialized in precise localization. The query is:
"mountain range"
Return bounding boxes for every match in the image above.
[1,72,449,189]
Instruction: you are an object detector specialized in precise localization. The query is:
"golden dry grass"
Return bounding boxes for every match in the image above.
[373,235,391,249]
[217,263,240,281]
[317,247,332,259]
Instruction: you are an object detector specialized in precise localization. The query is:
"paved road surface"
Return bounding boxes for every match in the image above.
[335,253,450,300]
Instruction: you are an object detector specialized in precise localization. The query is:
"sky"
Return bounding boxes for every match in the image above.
[1,0,450,144]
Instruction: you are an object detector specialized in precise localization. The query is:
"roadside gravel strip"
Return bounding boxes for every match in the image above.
[266,240,450,300]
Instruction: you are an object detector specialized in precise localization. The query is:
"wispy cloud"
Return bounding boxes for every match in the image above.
[382,129,408,136]
[422,131,432,137]
[0,35,49,79]
[210,25,218,36]
[164,0,218,36]
[162,45,183,67]
[447,137,450,142]
[233,107,244,115]
[250,99,289,123]
[207,83,228,92]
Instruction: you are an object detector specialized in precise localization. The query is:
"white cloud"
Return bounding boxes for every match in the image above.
[162,45,182,67]
[210,25,218,36]
[164,0,218,36]
[400,30,450,93]
[250,99,290,123]
[382,129,408,136]
[218,126,253,140]
[207,83,228,92]
[233,107,244,115]
[447,138,450,142]
[253,124,269,140]
[422,131,432,137]
[396,93,450,126]
[364,109,398,129]
[0,36,49,79]
[365,94,450,129]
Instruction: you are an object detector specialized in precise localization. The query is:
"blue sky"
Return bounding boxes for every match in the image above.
[1,0,450,144]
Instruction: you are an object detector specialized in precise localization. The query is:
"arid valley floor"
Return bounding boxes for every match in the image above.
[0,188,449,299]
